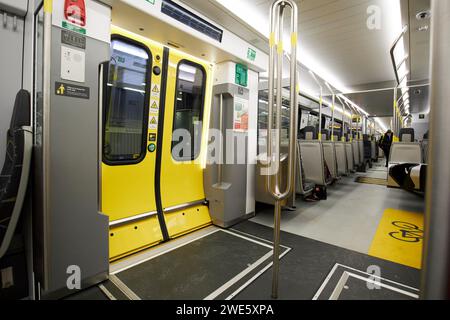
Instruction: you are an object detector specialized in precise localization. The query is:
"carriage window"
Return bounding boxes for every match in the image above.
[103,39,150,164]
[171,61,206,161]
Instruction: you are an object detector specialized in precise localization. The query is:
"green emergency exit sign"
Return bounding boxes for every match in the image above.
[247,48,256,61]
[235,64,248,87]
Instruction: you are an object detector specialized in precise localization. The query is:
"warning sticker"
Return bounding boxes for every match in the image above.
[233,97,249,132]
[149,116,158,130]
[151,84,161,97]
[150,99,159,114]
[55,82,90,99]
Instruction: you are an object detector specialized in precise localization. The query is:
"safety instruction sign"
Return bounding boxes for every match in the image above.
[55,82,90,99]
[151,84,161,98]
[150,99,159,114]
[149,116,158,130]
[233,97,249,132]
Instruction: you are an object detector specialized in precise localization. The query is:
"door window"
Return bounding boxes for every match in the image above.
[103,38,151,165]
[171,61,206,161]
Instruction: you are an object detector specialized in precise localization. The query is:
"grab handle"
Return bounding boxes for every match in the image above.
[267,0,299,299]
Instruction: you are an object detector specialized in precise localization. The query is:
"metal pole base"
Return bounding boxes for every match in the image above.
[271,200,282,299]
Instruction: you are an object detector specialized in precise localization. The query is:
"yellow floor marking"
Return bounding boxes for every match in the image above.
[369,209,424,269]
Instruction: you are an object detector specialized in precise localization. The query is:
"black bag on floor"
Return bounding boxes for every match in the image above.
[314,186,327,200]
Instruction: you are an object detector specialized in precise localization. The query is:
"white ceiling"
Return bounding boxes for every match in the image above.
[184,0,431,125]
[208,0,407,88]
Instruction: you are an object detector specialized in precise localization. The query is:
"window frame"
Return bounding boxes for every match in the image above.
[171,59,207,162]
[102,34,153,166]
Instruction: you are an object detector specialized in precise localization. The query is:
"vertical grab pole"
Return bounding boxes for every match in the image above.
[331,94,335,141]
[393,86,398,136]
[340,96,346,141]
[325,83,336,141]
[217,94,224,184]
[336,95,346,141]
[267,0,298,300]
[310,72,323,140]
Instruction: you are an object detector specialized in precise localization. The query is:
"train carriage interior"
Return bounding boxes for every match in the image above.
[0,0,449,303]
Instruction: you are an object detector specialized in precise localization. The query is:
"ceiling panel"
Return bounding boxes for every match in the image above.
[185,0,430,118]
[232,0,403,86]
[407,0,431,81]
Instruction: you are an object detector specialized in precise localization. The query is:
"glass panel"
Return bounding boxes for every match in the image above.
[171,62,205,161]
[103,39,150,164]
[257,88,293,154]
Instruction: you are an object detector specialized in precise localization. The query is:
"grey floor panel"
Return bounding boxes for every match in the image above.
[337,276,415,300]
[251,165,425,254]
[115,231,272,300]
[232,221,420,300]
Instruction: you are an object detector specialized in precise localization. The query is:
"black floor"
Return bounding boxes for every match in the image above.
[66,220,420,300]
[231,221,420,300]
[115,230,272,300]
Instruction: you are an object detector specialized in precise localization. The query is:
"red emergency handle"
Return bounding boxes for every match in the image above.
[64,0,86,27]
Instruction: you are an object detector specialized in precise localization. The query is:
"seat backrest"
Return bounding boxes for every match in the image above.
[399,128,415,142]
[345,142,354,170]
[371,140,377,159]
[389,142,422,164]
[303,126,317,141]
[358,140,364,160]
[299,141,325,185]
[352,140,360,165]
[321,129,330,141]
[1,90,31,243]
[335,142,348,175]
[322,141,337,178]
[296,142,313,194]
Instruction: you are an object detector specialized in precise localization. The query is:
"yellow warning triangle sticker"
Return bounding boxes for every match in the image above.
[150,117,157,125]
[152,85,160,93]
[151,101,158,109]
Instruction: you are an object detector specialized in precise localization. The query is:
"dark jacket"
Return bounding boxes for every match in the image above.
[379,134,392,152]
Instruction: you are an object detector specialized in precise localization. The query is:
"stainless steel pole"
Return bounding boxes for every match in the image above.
[325,82,335,141]
[218,94,224,184]
[267,0,298,300]
[393,87,398,134]
[421,0,450,300]
[310,71,323,140]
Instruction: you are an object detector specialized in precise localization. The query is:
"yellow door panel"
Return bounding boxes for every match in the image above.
[109,216,163,261]
[160,50,213,207]
[102,27,164,222]
[165,205,212,239]
[102,27,166,259]
[102,26,212,259]
[160,50,213,237]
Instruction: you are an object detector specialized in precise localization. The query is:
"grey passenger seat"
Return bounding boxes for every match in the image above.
[388,128,423,187]
[345,134,355,173]
[299,126,332,187]
[322,130,339,179]
[334,131,348,176]
[296,142,315,196]
[0,90,33,259]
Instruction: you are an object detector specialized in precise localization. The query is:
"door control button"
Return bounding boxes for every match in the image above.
[153,66,161,76]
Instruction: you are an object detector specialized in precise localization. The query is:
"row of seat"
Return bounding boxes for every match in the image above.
[297,126,378,198]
